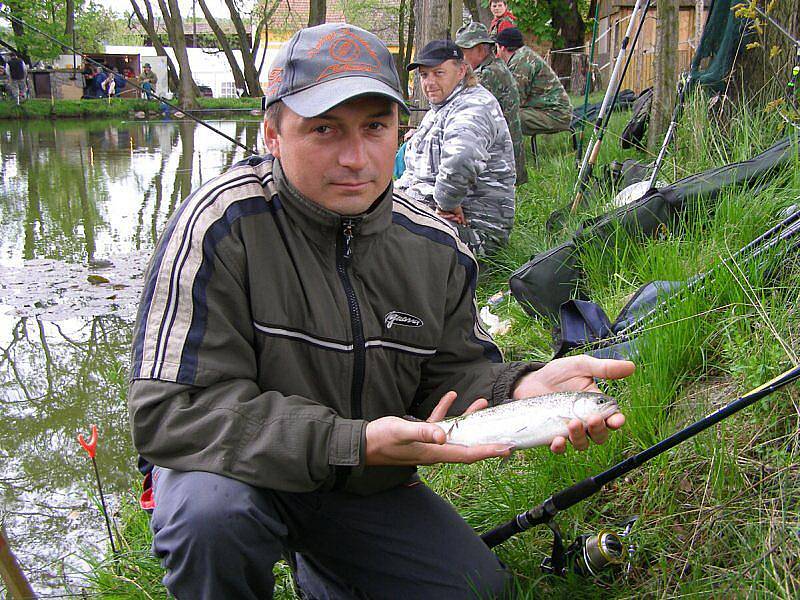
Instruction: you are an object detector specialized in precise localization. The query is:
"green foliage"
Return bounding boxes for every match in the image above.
[1,0,122,61]
[499,0,593,44]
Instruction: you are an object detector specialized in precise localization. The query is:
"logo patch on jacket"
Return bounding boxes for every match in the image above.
[385,311,423,329]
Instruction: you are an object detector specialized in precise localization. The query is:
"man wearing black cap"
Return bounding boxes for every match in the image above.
[396,39,517,257]
[496,27,572,138]
[129,22,631,599]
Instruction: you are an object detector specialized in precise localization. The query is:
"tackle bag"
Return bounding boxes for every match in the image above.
[620,87,653,150]
[510,136,798,320]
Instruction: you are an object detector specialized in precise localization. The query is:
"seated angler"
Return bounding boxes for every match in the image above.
[495,27,573,141]
[395,39,516,258]
[456,21,527,186]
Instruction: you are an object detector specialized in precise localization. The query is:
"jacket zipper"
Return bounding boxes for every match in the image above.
[336,217,365,421]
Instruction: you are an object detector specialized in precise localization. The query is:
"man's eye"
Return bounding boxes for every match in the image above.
[368,122,386,130]
[313,125,332,134]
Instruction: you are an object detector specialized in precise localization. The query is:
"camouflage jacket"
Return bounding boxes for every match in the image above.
[508,45,571,116]
[474,53,528,186]
[395,82,515,247]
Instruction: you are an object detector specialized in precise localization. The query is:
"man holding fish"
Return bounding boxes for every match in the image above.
[128,23,633,600]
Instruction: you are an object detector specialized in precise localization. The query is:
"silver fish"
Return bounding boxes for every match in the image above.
[432,391,619,449]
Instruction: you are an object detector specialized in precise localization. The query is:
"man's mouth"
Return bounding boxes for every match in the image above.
[331,181,370,190]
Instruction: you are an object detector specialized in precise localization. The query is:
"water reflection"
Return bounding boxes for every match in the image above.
[0,117,262,593]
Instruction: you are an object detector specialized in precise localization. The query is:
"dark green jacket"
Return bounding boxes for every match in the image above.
[129,155,536,495]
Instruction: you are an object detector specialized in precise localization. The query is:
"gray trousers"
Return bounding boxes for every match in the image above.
[151,467,510,599]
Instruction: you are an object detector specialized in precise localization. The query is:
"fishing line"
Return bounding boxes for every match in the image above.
[0,7,256,155]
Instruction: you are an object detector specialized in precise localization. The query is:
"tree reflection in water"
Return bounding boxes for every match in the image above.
[0,116,261,593]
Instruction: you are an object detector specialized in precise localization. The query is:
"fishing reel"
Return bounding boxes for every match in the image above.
[541,516,638,578]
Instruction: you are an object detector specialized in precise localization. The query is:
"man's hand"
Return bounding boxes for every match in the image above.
[436,205,468,225]
[403,128,417,141]
[513,355,635,455]
[364,391,512,466]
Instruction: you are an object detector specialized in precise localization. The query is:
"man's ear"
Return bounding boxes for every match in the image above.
[263,120,280,157]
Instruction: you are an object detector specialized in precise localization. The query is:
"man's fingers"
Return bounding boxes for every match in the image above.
[568,419,589,451]
[464,398,489,415]
[415,422,447,445]
[586,415,608,445]
[428,390,458,422]
[550,436,567,454]
[577,355,636,380]
[606,412,626,430]
[422,443,513,465]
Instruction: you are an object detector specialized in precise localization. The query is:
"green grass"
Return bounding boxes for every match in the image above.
[89,90,800,598]
[0,96,263,119]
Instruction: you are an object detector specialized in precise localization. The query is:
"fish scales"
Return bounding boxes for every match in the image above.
[432,391,618,449]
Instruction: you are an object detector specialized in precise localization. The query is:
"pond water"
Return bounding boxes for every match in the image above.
[0,116,263,594]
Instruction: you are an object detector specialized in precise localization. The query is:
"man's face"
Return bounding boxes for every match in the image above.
[418,60,467,104]
[496,45,514,62]
[461,45,488,70]
[490,1,507,17]
[264,96,398,216]
[144,66,150,73]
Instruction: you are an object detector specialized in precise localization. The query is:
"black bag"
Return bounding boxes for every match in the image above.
[508,241,585,321]
[510,137,798,320]
[620,88,653,150]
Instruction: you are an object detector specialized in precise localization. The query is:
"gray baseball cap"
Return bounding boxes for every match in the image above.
[264,23,409,117]
[455,22,495,49]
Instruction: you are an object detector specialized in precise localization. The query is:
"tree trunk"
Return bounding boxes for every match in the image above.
[158,0,199,109]
[463,0,491,26]
[736,1,799,102]
[411,0,450,123]
[648,0,679,154]
[65,0,75,37]
[223,0,262,96]
[7,2,31,64]
[308,0,326,27]
[196,0,248,93]
[548,0,585,84]
[130,0,180,93]
[397,0,415,98]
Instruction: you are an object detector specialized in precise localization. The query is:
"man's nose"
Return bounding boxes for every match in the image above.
[338,134,368,169]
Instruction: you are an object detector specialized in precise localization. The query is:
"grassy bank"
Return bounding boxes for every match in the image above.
[0,96,262,119]
[87,92,799,598]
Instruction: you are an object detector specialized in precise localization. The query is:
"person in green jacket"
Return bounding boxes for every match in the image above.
[496,27,573,137]
[129,23,632,600]
[456,21,528,186]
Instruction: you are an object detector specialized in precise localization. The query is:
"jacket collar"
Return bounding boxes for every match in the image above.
[271,156,393,247]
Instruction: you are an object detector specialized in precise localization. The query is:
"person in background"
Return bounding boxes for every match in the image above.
[396,39,516,257]
[112,67,127,97]
[489,0,517,36]
[456,21,527,186]
[496,27,573,139]
[140,62,158,100]
[6,53,28,104]
[81,58,96,99]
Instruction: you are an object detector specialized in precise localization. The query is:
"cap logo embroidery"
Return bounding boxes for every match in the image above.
[308,28,380,81]
[265,67,283,96]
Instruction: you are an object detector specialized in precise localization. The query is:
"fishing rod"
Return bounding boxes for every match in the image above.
[575,0,600,161]
[481,363,800,575]
[602,203,800,349]
[611,72,690,206]
[0,7,255,155]
[571,0,653,215]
